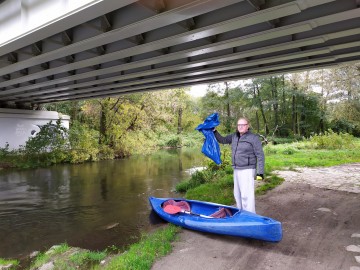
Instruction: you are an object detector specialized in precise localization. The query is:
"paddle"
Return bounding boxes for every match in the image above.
[163,204,213,218]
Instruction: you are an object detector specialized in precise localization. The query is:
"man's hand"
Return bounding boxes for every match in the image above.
[256,174,264,180]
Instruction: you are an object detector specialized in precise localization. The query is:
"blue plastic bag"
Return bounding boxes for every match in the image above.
[195,113,221,164]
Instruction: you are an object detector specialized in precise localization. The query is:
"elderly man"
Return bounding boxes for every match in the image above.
[214,117,265,213]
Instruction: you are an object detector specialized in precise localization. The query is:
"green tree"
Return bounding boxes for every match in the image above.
[200,82,246,133]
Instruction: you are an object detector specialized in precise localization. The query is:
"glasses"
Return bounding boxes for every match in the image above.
[237,124,248,127]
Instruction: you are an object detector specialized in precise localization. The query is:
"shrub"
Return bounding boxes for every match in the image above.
[310,130,356,150]
[114,131,157,157]
[179,132,203,148]
[176,170,209,192]
[98,144,115,160]
[67,122,99,163]
[205,147,231,172]
[19,119,69,167]
[0,258,19,268]
[165,136,182,148]
[0,143,10,160]
[264,144,277,154]
[282,147,297,155]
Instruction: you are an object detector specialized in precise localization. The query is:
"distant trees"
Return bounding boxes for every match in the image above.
[42,88,201,158]
[37,63,359,161]
[198,63,360,138]
[199,81,247,133]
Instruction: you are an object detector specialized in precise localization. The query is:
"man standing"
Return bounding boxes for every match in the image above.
[214,117,264,213]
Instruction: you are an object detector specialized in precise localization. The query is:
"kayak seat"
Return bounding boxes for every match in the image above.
[162,199,191,212]
[210,207,233,218]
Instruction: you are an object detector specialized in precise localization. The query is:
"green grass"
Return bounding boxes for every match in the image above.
[69,250,107,268]
[28,244,108,270]
[30,243,71,269]
[255,174,284,195]
[0,258,19,268]
[185,174,234,205]
[24,225,179,270]
[178,137,360,207]
[102,224,180,270]
[265,148,360,172]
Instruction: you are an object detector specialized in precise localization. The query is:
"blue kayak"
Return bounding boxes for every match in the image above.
[149,196,282,242]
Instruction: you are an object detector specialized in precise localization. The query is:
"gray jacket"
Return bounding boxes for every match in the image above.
[214,130,264,174]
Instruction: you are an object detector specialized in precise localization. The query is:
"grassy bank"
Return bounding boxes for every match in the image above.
[101,225,180,270]
[3,226,180,270]
[177,138,360,205]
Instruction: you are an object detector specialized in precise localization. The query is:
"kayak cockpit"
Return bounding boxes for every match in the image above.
[161,198,235,218]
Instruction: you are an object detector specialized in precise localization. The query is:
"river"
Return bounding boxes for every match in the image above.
[0,148,205,259]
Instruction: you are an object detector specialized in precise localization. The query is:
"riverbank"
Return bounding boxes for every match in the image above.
[152,163,360,270]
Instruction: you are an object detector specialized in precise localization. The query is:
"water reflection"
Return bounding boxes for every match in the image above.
[0,148,204,258]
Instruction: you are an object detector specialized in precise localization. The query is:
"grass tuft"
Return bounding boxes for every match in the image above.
[0,258,19,268]
[103,225,180,270]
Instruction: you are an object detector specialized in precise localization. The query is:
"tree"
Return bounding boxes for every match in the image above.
[200,82,245,133]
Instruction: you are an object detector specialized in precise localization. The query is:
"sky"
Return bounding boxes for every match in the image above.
[189,80,250,97]
[189,84,208,97]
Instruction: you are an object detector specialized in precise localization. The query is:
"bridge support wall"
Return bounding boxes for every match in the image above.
[0,108,70,150]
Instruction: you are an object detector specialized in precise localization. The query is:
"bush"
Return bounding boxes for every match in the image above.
[98,144,115,160]
[114,131,157,157]
[0,143,10,160]
[155,131,203,149]
[282,147,297,155]
[310,130,356,150]
[267,136,303,145]
[176,170,209,192]
[205,147,231,171]
[264,144,277,154]
[19,119,69,167]
[165,136,182,148]
[179,132,203,148]
[67,122,100,163]
[176,149,232,193]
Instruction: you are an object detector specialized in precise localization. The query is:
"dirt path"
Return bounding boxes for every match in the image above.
[151,163,360,270]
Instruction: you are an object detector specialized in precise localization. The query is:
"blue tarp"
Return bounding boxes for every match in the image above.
[195,113,221,164]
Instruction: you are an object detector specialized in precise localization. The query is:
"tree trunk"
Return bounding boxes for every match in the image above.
[281,75,286,128]
[270,77,279,135]
[319,70,325,134]
[254,84,269,135]
[292,91,297,135]
[70,101,78,122]
[224,82,231,133]
[177,107,183,134]
[99,105,107,144]
[300,96,306,136]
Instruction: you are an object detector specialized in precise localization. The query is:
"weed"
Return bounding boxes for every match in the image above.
[70,250,107,265]
[104,225,180,270]
[0,258,19,268]
[310,130,356,150]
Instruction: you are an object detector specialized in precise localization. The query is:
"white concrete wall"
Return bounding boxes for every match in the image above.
[0,108,70,150]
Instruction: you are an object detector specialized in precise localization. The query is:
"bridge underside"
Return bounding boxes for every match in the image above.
[0,0,359,107]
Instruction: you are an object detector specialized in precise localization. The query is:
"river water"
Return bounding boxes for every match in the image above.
[0,148,205,259]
